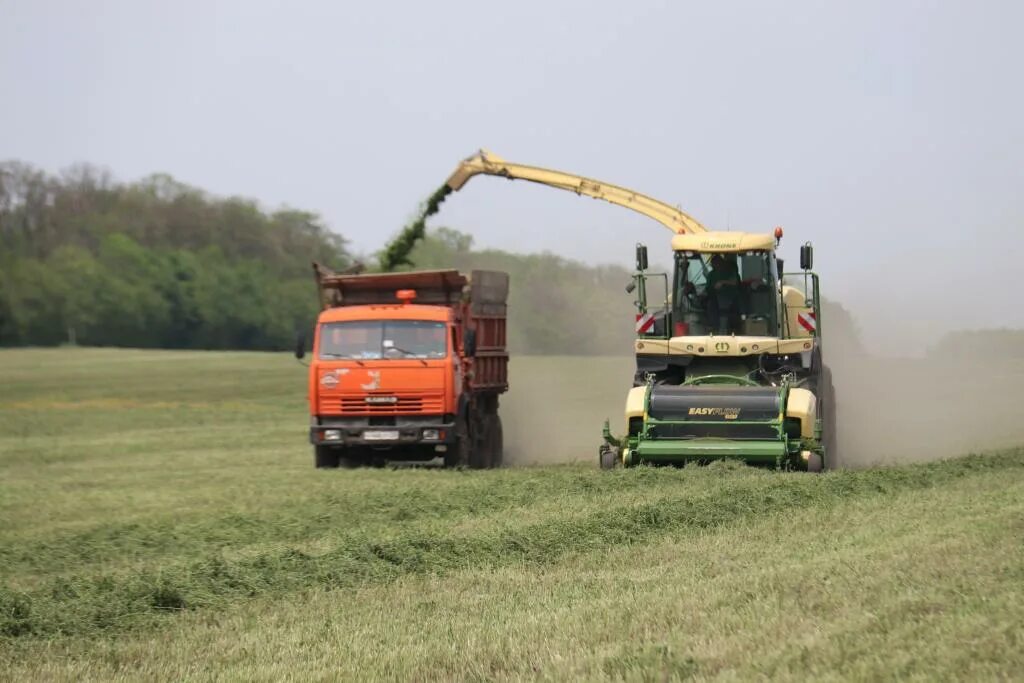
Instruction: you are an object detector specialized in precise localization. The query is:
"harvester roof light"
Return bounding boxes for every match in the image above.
[396,289,417,304]
[774,226,784,245]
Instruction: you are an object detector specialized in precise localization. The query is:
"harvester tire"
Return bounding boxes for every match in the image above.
[821,364,838,469]
[599,445,618,470]
[314,446,340,469]
[806,452,823,473]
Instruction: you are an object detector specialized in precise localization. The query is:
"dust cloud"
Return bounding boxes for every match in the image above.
[498,330,1024,469]
[830,350,1024,468]
[500,356,633,465]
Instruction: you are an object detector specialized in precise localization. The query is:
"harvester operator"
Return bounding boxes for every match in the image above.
[707,255,741,334]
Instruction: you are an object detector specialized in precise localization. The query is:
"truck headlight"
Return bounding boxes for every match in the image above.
[422,429,440,440]
[323,429,342,441]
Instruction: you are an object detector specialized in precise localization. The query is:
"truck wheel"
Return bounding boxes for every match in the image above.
[314,446,340,469]
[468,413,490,469]
[445,417,472,468]
[489,415,504,468]
[315,446,360,469]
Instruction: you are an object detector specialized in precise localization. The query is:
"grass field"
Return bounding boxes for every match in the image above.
[1,348,1023,681]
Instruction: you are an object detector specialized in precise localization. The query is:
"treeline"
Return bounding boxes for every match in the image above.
[0,162,639,353]
[0,162,352,349]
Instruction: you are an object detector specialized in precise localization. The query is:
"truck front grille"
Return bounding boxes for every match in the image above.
[320,393,444,415]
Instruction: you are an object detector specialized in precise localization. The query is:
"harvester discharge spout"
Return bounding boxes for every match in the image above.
[446,150,708,235]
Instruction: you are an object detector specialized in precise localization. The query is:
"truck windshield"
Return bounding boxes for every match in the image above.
[673,250,777,336]
[319,321,447,360]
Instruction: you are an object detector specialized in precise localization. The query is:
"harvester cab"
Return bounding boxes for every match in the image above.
[445,150,836,471]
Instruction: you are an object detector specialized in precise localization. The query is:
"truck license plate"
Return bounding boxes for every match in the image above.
[364,430,400,441]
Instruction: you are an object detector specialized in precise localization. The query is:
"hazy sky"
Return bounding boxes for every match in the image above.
[2,1,1021,352]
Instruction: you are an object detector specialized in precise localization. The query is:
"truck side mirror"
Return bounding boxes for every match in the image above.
[636,244,648,272]
[776,258,785,280]
[464,328,477,357]
[294,330,306,360]
[800,243,813,271]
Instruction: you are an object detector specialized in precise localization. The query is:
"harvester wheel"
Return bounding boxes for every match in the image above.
[599,445,618,470]
[314,446,340,469]
[806,452,823,473]
[821,364,838,469]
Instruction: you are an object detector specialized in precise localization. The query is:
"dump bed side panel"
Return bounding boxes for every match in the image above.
[467,270,509,394]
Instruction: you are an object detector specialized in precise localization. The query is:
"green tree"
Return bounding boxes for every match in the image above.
[0,161,354,350]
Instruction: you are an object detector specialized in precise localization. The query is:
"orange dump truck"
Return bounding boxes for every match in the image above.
[298,264,509,469]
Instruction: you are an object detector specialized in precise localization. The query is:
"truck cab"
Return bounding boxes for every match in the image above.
[302,267,508,469]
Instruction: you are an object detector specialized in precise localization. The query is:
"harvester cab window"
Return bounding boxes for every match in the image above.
[674,251,777,337]
[319,321,447,360]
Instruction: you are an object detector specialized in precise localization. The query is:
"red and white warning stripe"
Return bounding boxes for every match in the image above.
[635,312,656,334]
[797,310,817,333]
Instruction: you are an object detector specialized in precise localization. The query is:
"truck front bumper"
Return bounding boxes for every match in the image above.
[309,417,456,450]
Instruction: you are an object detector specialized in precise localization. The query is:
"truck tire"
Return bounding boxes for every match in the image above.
[315,446,360,469]
[468,412,490,469]
[314,445,340,469]
[489,415,504,468]
[445,416,472,468]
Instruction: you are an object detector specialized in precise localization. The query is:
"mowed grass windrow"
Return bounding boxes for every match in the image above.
[1,348,1022,680]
